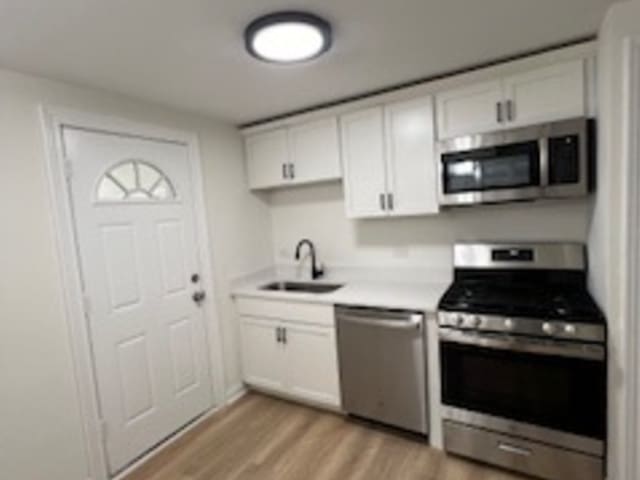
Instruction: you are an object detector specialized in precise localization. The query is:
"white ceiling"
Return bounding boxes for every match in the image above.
[0,0,616,124]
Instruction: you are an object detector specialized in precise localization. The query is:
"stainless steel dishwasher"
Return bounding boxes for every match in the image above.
[335,305,428,435]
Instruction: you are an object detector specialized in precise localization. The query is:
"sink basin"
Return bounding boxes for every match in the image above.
[260,281,343,294]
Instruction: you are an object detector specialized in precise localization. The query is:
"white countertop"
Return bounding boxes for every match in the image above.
[232,277,448,313]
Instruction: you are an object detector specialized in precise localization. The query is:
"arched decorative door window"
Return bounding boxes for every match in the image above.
[96,159,177,202]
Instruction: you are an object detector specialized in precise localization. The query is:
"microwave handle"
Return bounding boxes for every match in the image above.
[539,137,549,187]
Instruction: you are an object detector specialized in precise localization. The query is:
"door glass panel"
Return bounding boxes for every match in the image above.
[152,179,172,200]
[97,177,126,200]
[138,162,162,190]
[96,160,176,202]
[110,162,137,190]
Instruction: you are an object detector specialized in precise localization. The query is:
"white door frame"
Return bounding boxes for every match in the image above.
[40,106,226,480]
[620,36,640,480]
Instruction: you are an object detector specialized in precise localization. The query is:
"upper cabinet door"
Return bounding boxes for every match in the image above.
[385,96,439,216]
[340,107,388,218]
[245,129,289,189]
[288,117,342,185]
[436,80,504,139]
[503,60,585,128]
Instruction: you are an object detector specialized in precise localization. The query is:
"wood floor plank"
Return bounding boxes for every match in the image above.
[124,393,530,480]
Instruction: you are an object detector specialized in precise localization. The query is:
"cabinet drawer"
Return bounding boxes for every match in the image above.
[444,421,603,480]
[235,297,334,326]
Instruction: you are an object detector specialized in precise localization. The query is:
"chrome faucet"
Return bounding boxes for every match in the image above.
[294,239,324,280]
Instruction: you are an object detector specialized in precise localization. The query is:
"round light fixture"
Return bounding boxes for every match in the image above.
[245,12,332,64]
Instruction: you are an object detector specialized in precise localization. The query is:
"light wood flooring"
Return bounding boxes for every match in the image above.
[125,393,529,480]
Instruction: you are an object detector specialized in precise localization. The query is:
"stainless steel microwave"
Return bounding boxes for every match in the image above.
[437,117,594,207]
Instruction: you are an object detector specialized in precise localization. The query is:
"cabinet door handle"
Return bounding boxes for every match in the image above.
[506,100,514,122]
[275,327,282,343]
[496,102,504,123]
[282,327,287,344]
[379,193,386,211]
[387,193,394,211]
[282,163,288,179]
[289,163,295,180]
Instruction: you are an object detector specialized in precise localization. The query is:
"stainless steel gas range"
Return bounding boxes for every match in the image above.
[438,243,606,480]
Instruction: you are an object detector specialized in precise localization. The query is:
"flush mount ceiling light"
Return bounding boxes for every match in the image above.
[245,12,332,64]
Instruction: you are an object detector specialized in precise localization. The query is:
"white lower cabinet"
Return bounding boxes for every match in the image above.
[240,316,284,392]
[238,301,340,409]
[284,322,340,406]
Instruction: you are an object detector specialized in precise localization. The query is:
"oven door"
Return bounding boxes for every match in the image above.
[439,140,542,206]
[439,328,606,443]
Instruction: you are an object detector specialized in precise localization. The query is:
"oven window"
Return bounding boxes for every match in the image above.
[440,340,606,439]
[442,141,540,194]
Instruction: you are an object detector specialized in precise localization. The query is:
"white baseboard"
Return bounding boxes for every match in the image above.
[225,383,248,405]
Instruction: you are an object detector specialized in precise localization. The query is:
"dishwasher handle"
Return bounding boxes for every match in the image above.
[338,312,423,331]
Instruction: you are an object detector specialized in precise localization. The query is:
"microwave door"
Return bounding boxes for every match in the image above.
[440,141,542,206]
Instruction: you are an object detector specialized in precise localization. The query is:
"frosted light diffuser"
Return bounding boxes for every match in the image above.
[245,12,332,64]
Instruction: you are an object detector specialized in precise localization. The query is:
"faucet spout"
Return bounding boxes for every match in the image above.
[294,239,324,280]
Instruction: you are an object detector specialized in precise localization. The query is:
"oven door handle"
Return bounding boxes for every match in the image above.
[439,328,605,361]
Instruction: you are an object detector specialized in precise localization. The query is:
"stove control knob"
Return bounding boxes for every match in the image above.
[454,314,465,327]
[542,322,557,335]
[503,318,514,330]
[471,315,482,328]
[564,324,577,335]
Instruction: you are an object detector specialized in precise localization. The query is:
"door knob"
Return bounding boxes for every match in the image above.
[192,290,206,305]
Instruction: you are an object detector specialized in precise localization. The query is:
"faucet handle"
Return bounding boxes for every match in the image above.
[313,262,325,280]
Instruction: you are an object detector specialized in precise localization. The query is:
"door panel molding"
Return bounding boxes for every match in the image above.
[40,106,226,480]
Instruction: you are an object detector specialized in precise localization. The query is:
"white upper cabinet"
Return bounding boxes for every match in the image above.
[385,96,438,216]
[502,60,585,128]
[341,96,439,219]
[436,60,587,139]
[288,117,341,184]
[436,80,503,139]
[245,115,342,190]
[340,107,388,218]
[245,128,289,189]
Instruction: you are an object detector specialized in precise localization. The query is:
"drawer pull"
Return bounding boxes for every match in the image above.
[498,442,532,457]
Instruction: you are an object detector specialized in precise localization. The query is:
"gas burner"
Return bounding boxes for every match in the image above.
[439,243,606,328]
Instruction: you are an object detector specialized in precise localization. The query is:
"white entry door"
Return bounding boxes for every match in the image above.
[63,127,213,474]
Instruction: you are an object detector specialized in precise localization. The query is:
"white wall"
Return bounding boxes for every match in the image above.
[0,67,272,480]
[269,182,591,279]
[590,1,640,479]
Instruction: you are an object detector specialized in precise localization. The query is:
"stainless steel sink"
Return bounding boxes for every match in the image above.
[260,281,343,294]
